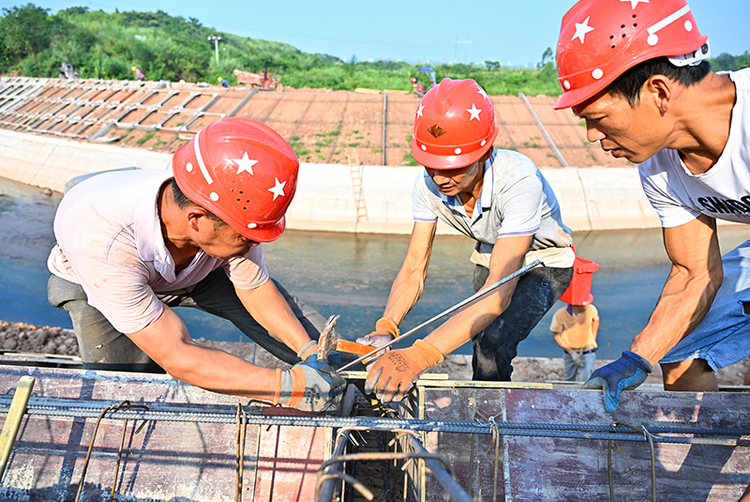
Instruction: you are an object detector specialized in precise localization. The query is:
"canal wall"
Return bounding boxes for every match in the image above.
[0,128,660,234]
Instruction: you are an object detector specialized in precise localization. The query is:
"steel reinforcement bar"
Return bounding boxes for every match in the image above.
[2,396,749,446]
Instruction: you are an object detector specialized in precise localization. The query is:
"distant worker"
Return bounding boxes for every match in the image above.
[555,0,750,419]
[59,62,76,79]
[47,117,345,413]
[132,66,145,81]
[361,78,575,403]
[550,295,599,382]
[218,76,230,88]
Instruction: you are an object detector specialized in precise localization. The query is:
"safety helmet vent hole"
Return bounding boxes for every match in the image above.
[622,34,626,38]
[611,45,616,49]
[633,23,637,28]
[610,35,615,40]
[620,24,625,29]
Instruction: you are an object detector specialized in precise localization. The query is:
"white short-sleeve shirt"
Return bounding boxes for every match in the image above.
[639,68,750,228]
[48,169,269,334]
[412,149,574,267]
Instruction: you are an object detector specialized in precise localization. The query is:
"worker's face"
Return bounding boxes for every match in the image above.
[424,159,483,197]
[199,220,259,260]
[572,89,670,164]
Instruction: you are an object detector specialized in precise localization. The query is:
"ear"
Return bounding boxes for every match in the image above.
[185,206,210,232]
[644,75,673,116]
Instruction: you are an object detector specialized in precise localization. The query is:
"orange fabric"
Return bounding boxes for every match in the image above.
[286,365,306,408]
[272,368,282,405]
[410,339,444,367]
[374,317,400,337]
[336,339,373,356]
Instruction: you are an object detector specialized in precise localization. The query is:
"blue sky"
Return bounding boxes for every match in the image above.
[13,0,750,66]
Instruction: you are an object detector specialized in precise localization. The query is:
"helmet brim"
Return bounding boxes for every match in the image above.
[235,216,286,243]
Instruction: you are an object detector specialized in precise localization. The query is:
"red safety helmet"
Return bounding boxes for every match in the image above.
[172,117,299,242]
[554,0,708,110]
[411,78,498,169]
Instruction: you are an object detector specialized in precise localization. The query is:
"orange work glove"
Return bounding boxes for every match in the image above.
[364,339,444,402]
[355,317,400,363]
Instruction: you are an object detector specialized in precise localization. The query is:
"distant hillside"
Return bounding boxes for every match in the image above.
[0,4,747,95]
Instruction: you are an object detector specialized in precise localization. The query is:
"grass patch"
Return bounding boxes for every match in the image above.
[136,132,155,145]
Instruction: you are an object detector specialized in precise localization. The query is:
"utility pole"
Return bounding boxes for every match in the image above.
[208,35,222,65]
[454,39,472,63]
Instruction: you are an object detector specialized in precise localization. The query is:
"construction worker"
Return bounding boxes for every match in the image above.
[554,0,750,425]
[361,78,575,402]
[132,66,144,81]
[550,294,599,382]
[47,117,345,414]
[218,76,230,88]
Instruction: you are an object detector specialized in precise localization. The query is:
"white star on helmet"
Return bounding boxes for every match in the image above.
[621,0,649,9]
[466,103,481,121]
[416,104,425,118]
[231,152,258,175]
[572,16,595,44]
[268,178,287,201]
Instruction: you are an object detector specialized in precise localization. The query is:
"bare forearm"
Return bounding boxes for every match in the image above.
[239,281,312,354]
[383,268,425,325]
[163,341,278,401]
[631,266,720,365]
[424,280,515,355]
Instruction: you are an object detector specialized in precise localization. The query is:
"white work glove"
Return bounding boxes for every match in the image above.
[274,360,345,414]
[571,351,585,368]
[355,317,399,364]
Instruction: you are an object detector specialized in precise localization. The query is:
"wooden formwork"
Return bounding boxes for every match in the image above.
[0,365,332,502]
[400,381,750,502]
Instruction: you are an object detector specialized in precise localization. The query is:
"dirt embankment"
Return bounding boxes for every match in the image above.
[2,320,749,386]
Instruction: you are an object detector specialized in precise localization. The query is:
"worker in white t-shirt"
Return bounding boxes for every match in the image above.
[555,0,750,425]
[47,117,344,413]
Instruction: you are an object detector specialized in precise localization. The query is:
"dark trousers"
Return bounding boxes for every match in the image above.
[48,269,330,373]
[471,264,573,381]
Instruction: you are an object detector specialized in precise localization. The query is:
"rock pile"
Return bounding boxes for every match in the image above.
[0,321,79,356]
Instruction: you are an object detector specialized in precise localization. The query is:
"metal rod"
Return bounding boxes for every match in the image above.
[406,435,475,502]
[316,430,351,502]
[4,396,749,442]
[382,91,387,165]
[518,92,569,167]
[336,260,542,373]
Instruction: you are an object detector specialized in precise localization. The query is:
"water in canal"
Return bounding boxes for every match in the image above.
[3,175,750,359]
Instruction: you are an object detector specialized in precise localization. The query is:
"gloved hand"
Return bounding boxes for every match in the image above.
[355,317,399,363]
[582,350,652,413]
[274,360,346,414]
[297,340,319,360]
[364,339,444,403]
[571,351,584,368]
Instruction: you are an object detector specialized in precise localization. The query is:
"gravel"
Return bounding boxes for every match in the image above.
[1,320,748,386]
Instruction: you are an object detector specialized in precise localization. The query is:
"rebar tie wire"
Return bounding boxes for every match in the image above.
[74,400,150,502]
[608,421,657,502]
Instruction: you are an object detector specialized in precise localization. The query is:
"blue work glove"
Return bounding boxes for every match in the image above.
[305,351,344,370]
[583,350,652,413]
